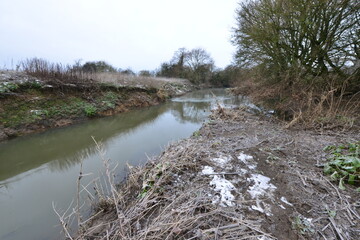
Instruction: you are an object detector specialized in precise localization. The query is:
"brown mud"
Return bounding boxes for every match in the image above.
[77,107,359,240]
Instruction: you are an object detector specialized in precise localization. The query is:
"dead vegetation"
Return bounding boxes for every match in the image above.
[19,58,192,91]
[71,137,276,240]
[232,73,360,132]
[56,107,360,240]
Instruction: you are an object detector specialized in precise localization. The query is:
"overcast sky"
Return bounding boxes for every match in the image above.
[0,0,239,72]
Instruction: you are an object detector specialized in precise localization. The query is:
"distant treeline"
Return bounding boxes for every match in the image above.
[19,47,241,87]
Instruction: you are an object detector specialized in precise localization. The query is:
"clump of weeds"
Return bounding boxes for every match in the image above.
[292,215,315,236]
[323,142,360,190]
[0,82,19,93]
[83,104,97,117]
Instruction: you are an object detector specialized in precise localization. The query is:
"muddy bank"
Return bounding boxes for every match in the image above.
[0,71,193,141]
[77,107,359,240]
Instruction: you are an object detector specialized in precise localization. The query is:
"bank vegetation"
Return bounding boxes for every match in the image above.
[0,58,193,141]
[231,0,359,130]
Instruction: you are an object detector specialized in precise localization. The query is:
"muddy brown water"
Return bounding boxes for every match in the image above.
[0,89,255,240]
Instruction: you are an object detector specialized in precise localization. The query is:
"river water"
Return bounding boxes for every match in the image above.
[0,89,254,240]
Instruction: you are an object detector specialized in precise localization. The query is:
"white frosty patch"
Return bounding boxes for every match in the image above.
[238,152,253,161]
[251,205,264,213]
[202,166,214,175]
[240,168,248,174]
[30,109,43,115]
[279,204,286,209]
[210,175,235,207]
[211,155,231,168]
[257,236,274,240]
[251,200,273,216]
[212,195,220,205]
[280,197,293,206]
[202,166,236,207]
[238,152,256,169]
[247,174,276,198]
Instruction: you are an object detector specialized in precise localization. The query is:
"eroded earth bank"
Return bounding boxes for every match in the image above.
[79,107,360,240]
[0,71,193,141]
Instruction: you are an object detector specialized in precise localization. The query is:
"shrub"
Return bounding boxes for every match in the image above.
[83,104,97,117]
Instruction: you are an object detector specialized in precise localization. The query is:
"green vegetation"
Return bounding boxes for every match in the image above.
[324,142,360,190]
[0,88,123,128]
[156,47,235,87]
[81,61,117,73]
[157,48,214,84]
[1,95,88,127]
[100,91,118,110]
[83,104,97,117]
[292,215,315,235]
[0,82,19,93]
[138,70,153,77]
[192,130,200,137]
[138,163,165,199]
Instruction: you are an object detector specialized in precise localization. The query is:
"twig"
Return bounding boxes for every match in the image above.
[321,222,331,232]
[92,136,124,236]
[345,199,360,220]
[238,220,276,239]
[80,182,95,200]
[329,217,345,240]
[205,172,244,175]
[52,202,74,240]
[318,230,328,240]
[80,209,104,225]
[205,221,276,239]
[297,171,308,187]
[76,161,83,232]
[322,176,343,205]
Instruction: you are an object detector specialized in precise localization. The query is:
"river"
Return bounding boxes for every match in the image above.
[0,89,254,240]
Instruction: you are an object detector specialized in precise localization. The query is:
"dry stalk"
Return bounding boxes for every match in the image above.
[91,136,124,235]
[76,161,83,233]
[285,110,302,128]
[52,202,74,240]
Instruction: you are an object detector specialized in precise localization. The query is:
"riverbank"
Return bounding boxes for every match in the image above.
[75,106,359,239]
[0,71,193,141]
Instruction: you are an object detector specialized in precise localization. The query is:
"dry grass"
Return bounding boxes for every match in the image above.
[92,72,191,90]
[20,58,93,87]
[233,73,360,131]
[20,58,192,91]
[53,137,276,240]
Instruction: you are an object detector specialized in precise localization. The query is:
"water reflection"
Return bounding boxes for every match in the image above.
[0,89,250,240]
[0,106,166,182]
[0,89,244,182]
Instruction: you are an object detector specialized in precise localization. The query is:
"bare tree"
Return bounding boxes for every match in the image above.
[185,48,215,84]
[233,0,359,80]
[158,48,215,84]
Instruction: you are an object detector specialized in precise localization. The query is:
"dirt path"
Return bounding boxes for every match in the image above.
[78,107,359,240]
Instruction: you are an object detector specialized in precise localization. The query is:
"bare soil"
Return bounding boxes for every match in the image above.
[78,107,360,240]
